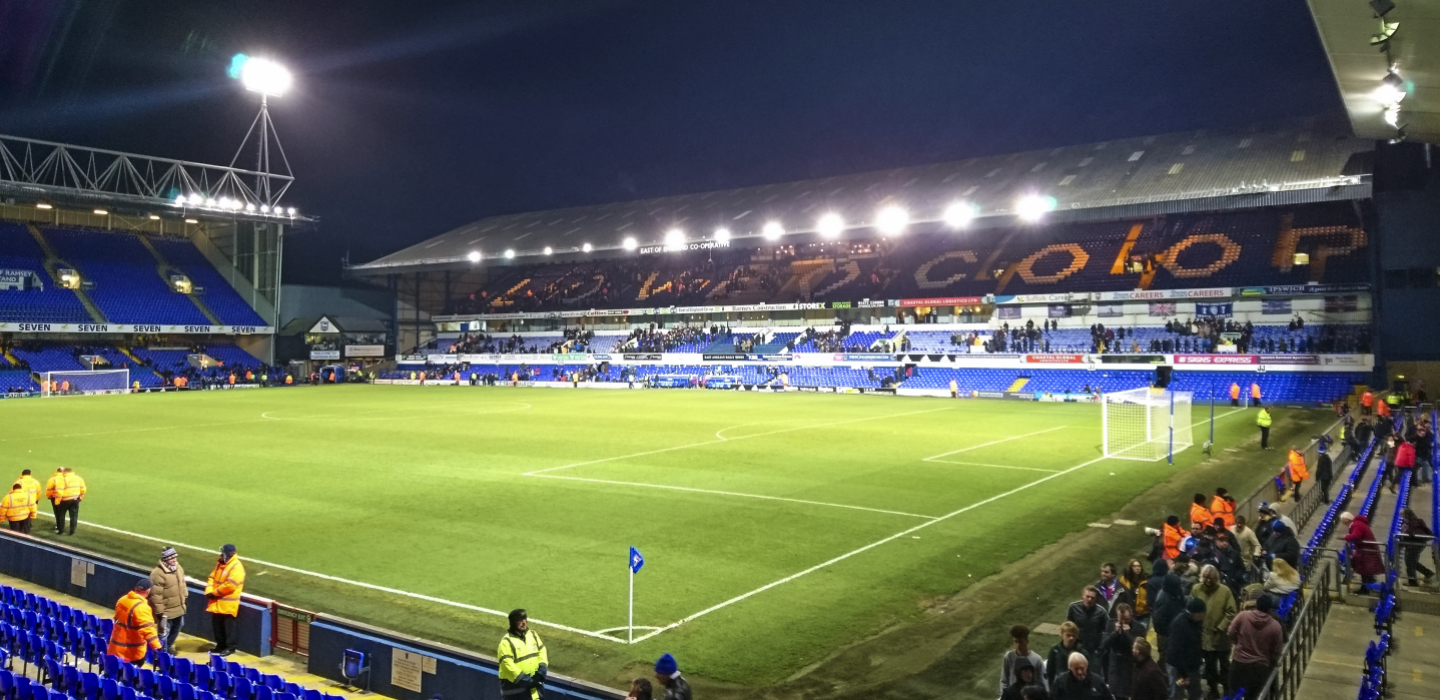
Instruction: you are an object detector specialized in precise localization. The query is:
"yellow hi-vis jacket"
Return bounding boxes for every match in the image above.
[1256,410,1272,428]
[45,472,85,505]
[0,489,36,521]
[17,475,41,505]
[497,629,548,700]
[107,590,162,662]
[205,556,246,616]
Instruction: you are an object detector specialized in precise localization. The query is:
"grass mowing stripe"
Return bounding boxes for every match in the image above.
[921,425,1070,460]
[529,474,940,519]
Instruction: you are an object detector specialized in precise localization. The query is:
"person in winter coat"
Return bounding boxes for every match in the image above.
[1165,598,1207,700]
[999,624,1046,696]
[999,656,1045,700]
[1342,512,1385,592]
[1193,566,1238,699]
[1314,436,1334,503]
[1049,653,1114,700]
[1046,622,1093,690]
[1263,559,1301,596]
[1101,604,1141,699]
[1120,560,1149,621]
[1400,508,1436,587]
[1149,576,1186,657]
[147,547,187,654]
[1265,522,1301,570]
[1067,586,1111,672]
[1227,595,1284,700]
[1390,438,1416,493]
[1128,639,1169,700]
[1212,536,1246,592]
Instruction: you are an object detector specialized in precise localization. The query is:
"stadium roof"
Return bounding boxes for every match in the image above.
[350,116,1373,275]
[1308,0,1440,143]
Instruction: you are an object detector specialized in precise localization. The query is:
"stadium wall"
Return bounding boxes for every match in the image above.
[0,530,272,656]
[1372,142,1440,363]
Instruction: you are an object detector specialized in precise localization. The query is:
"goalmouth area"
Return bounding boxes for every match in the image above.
[0,386,1333,691]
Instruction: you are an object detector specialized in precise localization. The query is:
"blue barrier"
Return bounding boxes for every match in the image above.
[1385,471,1412,564]
[1302,438,1377,572]
[0,532,271,657]
[1358,457,1387,520]
[307,616,622,700]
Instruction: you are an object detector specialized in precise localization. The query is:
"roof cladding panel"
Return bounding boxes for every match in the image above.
[353,116,1372,273]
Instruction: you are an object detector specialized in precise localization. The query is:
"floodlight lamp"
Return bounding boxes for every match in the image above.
[763,221,785,240]
[239,57,292,97]
[582,243,593,253]
[149,214,161,220]
[1371,20,1400,45]
[944,202,976,228]
[1383,104,1402,127]
[93,209,108,216]
[876,206,908,235]
[504,249,516,259]
[714,227,732,244]
[816,213,844,239]
[664,229,686,249]
[218,197,232,209]
[36,203,53,210]
[173,196,185,207]
[184,218,199,224]
[622,236,638,251]
[1016,195,1057,222]
[287,207,296,217]
[187,194,202,205]
[245,203,256,212]
[205,198,216,208]
[467,251,482,263]
[260,205,271,214]
[543,246,553,255]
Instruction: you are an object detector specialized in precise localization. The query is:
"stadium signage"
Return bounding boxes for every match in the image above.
[345,345,386,358]
[1261,354,1318,365]
[638,240,731,255]
[1025,354,1084,364]
[0,268,39,291]
[0,322,274,335]
[899,296,984,307]
[309,350,341,360]
[703,353,748,361]
[1173,354,1259,365]
[1095,288,1231,301]
[842,353,894,361]
[994,293,1086,304]
[624,353,663,360]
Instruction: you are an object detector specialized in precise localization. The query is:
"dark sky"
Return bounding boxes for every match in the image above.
[0,0,1343,285]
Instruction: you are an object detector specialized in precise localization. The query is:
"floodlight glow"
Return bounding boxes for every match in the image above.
[582,243,593,253]
[665,229,686,249]
[1383,104,1401,127]
[543,246,553,255]
[149,214,161,220]
[763,221,785,240]
[239,57,292,97]
[36,203,53,210]
[875,206,909,235]
[205,198,216,208]
[260,205,271,213]
[816,213,844,239]
[93,209,108,216]
[944,202,976,228]
[714,227,731,244]
[173,196,185,207]
[245,203,256,212]
[287,207,296,216]
[504,249,516,259]
[1015,195,1057,222]
[467,251,482,263]
[622,236,638,251]
[187,194,202,205]
[184,218,198,224]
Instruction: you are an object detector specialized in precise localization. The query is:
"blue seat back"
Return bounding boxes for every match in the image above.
[232,678,253,700]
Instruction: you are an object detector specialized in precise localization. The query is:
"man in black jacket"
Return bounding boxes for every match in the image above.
[1129,639,1169,700]
[1165,598,1206,700]
[1265,522,1301,570]
[1049,652,1114,700]
[1067,586,1111,677]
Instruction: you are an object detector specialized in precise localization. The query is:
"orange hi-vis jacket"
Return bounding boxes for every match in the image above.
[0,489,36,522]
[1287,450,1309,482]
[1163,523,1186,559]
[1189,502,1214,529]
[1230,383,1240,400]
[1210,495,1235,527]
[1376,401,1391,418]
[107,591,162,662]
[205,556,246,616]
[1251,383,1261,399]
[1361,391,1374,407]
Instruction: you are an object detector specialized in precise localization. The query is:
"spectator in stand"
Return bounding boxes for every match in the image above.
[653,654,691,700]
[1046,621,1092,689]
[1400,508,1436,587]
[1233,516,1262,575]
[999,656,1045,700]
[625,679,653,700]
[148,547,187,654]
[1095,563,1124,614]
[1211,535,1246,593]
[1193,566,1237,699]
[1129,639,1169,700]
[1264,521,1300,570]
[1067,586,1111,670]
[1262,558,1301,597]
[1341,512,1384,594]
[1389,437,1415,493]
[1226,595,1283,700]
[1049,653,1113,700]
[1120,560,1149,622]
[1165,597,1206,700]
[999,624,1046,695]
[1101,604,1141,699]
[1149,575,1186,657]
[1314,435,1335,504]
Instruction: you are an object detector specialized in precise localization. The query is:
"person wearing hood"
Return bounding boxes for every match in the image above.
[1049,652,1114,700]
[1341,512,1384,592]
[1129,638,1168,700]
[148,547,187,654]
[1101,604,1141,699]
[653,653,691,700]
[1264,522,1300,570]
[999,655,1045,700]
[1143,560,1175,624]
[1164,598,1207,700]
[204,544,245,657]
[1193,565,1238,699]
[1149,574,1186,657]
[1227,595,1283,700]
[497,609,549,700]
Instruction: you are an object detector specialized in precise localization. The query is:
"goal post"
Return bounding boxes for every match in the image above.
[40,369,131,397]
[1102,387,1193,462]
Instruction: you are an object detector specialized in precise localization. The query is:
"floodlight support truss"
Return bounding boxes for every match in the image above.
[0,132,295,212]
[229,95,295,207]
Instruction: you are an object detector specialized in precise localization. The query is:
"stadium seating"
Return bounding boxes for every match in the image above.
[0,223,92,324]
[147,238,267,326]
[43,228,208,325]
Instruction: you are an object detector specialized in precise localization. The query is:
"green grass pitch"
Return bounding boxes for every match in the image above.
[0,386,1268,684]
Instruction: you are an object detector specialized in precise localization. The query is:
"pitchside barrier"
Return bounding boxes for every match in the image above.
[1230,419,1346,533]
[0,530,272,656]
[307,615,622,700]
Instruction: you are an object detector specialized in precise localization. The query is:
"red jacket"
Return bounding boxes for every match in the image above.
[1395,442,1416,469]
[1345,515,1384,576]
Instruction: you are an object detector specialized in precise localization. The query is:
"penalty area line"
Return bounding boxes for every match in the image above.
[530,474,938,519]
[921,425,1069,461]
[32,512,618,643]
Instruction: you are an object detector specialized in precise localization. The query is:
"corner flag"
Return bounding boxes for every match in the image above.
[629,546,645,574]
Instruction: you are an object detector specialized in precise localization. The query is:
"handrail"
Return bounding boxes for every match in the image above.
[1358,457,1387,520]
[1385,471,1412,565]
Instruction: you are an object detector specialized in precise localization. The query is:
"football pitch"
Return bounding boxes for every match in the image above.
[1,386,1273,684]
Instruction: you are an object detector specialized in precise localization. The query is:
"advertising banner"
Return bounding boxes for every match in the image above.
[1025,354,1084,364]
[1261,299,1293,315]
[1047,304,1071,318]
[900,296,984,307]
[1260,354,1318,365]
[554,353,589,362]
[309,350,341,361]
[0,322,274,335]
[997,306,1022,319]
[1194,302,1233,317]
[1173,354,1259,365]
[344,345,386,358]
[624,353,663,361]
[843,353,894,361]
[1096,288,1230,301]
[1324,295,1358,312]
[702,353,748,361]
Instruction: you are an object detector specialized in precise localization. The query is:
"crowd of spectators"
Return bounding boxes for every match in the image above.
[625,325,714,353]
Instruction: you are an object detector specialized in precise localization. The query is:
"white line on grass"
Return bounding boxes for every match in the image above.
[530,474,938,519]
[921,426,1069,461]
[626,451,1115,643]
[925,461,1061,473]
[33,513,618,643]
[524,405,955,476]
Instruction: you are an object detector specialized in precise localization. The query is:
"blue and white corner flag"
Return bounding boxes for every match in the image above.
[629,547,645,574]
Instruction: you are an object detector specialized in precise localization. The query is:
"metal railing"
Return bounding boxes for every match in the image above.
[1231,422,1345,533]
[1255,564,1334,700]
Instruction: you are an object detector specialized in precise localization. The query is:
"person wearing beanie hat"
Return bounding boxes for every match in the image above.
[1164,597,1206,700]
[149,546,187,654]
[652,654,691,700]
[1227,594,1283,700]
[107,577,163,664]
[205,544,245,656]
[497,609,548,700]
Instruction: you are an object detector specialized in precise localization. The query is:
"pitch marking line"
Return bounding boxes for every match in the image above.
[32,513,617,643]
[920,426,1069,462]
[524,405,955,476]
[925,461,1060,473]
[627,450,1115,643]
[530,474,939,520]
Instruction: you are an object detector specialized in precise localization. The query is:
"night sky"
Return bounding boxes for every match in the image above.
[0,0,1343,285]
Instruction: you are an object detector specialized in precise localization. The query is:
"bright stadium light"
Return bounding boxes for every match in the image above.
[944,202,976,228]
[816,213,844,239]
[1016,195,1057,222]
[876,206,909,235]
[467,251,482,263]
[622,236,638,251]
[714,227,731,244]
[287,207,296,217]
[582,243,593,253]
[665,228,686,249]
[173,196,185,207]
[187,194,202,205]
[184,218,198,224]
[543,246,553,255]
[36,203,52,210]
[148,214,161,220]
[763,221,785,240]
[93,209,108,216]
[504,249,516,259]
[245,203,256,212]
[260,205,271,214]
[238,57,293,97]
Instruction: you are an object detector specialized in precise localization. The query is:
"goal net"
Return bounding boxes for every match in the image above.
[1102,387,1193,461]
[40,369,130,397]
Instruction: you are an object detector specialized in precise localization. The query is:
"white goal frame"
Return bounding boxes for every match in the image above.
[40,369,131,397]
[1102,387,1193,462]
